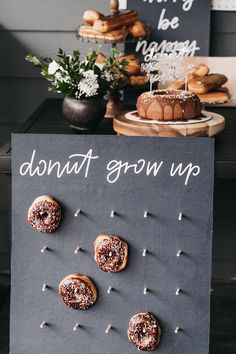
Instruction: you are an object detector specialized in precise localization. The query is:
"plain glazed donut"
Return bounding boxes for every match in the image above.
[59,274,97,310]
[128,312,161,351]
[27,195,61,233]
[94,234,128,272]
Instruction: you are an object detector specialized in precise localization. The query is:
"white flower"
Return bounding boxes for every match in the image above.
[55,72,63,81]
[102,70,114,83]
[55,72,70,83]
[48,60,60,75]
[76,70,99,98]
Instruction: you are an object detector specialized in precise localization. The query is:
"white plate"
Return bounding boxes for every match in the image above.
[125,110,213,125]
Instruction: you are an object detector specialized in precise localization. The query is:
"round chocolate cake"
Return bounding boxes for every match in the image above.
[137,89,201,121]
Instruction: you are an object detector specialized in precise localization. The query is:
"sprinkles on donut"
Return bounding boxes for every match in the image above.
[128,312,161,351]
[59,273,97,310]
[27,195,61,233]
[94,234,128,272]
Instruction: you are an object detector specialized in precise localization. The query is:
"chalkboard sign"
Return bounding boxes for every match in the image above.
[11,134,214,354]
[126,0,211,59]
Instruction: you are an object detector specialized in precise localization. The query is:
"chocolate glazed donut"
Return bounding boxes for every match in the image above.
[27,195,61,233]
[128,312,161,351]
[59,274,97,310]
[94,234,128,272]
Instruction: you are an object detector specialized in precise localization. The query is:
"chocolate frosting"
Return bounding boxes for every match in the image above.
[137,89,201,121]
[128,312,161,351]
[95,234,127,272]
[28,197,61,233]
[59,275,96,310]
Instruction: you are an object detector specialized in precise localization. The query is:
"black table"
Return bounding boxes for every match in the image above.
[1,98,236,178]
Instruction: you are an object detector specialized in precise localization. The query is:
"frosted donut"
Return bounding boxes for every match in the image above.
[27,195,61,233]
[94,234,128,272]
[128,312,161,351]
[59,274,97,310]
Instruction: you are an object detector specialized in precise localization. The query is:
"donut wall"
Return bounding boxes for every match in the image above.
[11,134,214,354]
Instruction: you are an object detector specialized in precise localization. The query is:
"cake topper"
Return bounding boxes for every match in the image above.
[142,51,195,91]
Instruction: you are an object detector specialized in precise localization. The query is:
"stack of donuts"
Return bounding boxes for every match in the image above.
[79,9,149,42]
[168,63,229,104]
[96,52,148,89]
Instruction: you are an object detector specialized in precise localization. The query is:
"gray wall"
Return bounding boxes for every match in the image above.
[0,1,236,275]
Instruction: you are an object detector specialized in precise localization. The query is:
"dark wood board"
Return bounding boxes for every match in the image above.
[11,134,214,354]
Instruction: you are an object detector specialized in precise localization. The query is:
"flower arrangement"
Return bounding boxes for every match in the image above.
[26,48,128,99]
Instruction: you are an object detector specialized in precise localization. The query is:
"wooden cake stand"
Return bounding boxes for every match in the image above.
[113,110,225,137]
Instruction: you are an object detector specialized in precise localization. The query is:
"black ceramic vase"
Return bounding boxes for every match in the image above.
[62,97,106,130]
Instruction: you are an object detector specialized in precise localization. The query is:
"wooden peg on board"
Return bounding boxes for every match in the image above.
[176,250,182,257]
[175,326,181,334]
[107,286,113,294]
[74,209,81,217]
[176,288,181,296]
[42,284,47,292]
[40,322,47,329]
[74,246,81,254]
[41,246,48,253]
[73,323,80,331]
[110,0,119,15]
[105,324,112,333]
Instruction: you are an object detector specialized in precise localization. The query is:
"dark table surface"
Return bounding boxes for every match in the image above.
[1,98,236,178]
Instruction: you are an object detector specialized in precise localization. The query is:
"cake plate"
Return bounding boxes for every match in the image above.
[113,110,225,137]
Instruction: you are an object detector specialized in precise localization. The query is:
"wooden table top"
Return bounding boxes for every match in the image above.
[0,98,236,178]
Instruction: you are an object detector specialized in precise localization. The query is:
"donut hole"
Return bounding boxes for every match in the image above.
[40,211,49,219]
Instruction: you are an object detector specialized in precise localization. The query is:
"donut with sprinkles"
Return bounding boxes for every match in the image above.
[94,234,128,272]
[59,274,97,310]
[128,312,161,351]
[27,195,61,233]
